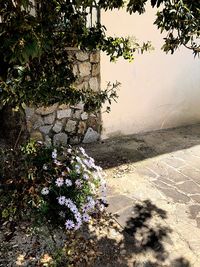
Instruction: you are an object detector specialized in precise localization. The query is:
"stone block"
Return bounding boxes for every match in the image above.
[73,110,82,119]
[39,125,52,135]
[69,136,80,145]
[70,102,84,110]
[58,104,69,110]
[57,109,71,119]
[65,120,77,133]
[52,121,63,133]
[44,113,55,125]
[76,51,89,61]
[53,133,68,146]
[79,62,91,77]
[78,121,86,135]
[89,77,99,91]
[35,103,58,115]
[83,127,100,143]
[32,115,44,129]
[44,135,52,147]
[90,52,100,63]
[73,64,79,76]
[25,107,35,119]
[92,63,100,76]
[81,112,88,120]
[30,130,43,141]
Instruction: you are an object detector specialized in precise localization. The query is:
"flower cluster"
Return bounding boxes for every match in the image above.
[40,145,107,231]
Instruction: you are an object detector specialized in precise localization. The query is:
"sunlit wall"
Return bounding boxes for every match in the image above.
[101,7,200,138]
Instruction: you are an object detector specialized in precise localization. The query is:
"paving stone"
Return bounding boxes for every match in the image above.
[107,195,133,214]
[116,206,134,227]
[160,188,190,203]
[166,170,190,183]
[161,157,185,168]
[152,180,174,190]
[159,176,175,186]
[190,194,200,203]
[134,166,158,179]
[179,166,200,185]
[189,205,200,219]
[196,217,200,228]
[185,156,200,171]
[176,181,200,194]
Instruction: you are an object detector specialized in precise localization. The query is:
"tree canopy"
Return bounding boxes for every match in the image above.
[0,0,199,111]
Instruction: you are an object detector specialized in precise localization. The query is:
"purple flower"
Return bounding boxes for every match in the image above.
[65,179,72,187]
[65,219,75,230]
[70,204,78,214]
[65,198,73,208]
[83,173,89,180]
[52,149,57,159]
[58,196,66,205]
[55,177,64,187]
[74,221,82,230]
[82,213,90,222]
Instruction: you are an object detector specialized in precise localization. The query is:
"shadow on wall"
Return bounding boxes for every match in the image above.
[91,200,191,267]
[83,124,200,169]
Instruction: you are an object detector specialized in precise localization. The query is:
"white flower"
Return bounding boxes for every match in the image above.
[59,211,65,218]
[67,148,72,154]
[99,204,105,212]
[54,160,62,166]
[75,179,82,188]
[65,219,75,230]
[41,187,49,195]
[65,179,72,187]
[58,196,66,205]
[43,164,48,170]
[79,147,88,157]
[76,156,82,164]
[52,149,57,159]
[55,177,64,187]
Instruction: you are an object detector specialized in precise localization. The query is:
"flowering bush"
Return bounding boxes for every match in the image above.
[0,141,107,231]
[38,145,107,230]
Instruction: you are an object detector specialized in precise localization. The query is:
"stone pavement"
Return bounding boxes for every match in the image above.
[84,124,200,267]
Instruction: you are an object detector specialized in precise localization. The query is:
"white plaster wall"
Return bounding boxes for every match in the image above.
[101,7,200,138]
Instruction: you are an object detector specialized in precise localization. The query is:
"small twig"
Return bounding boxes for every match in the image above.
[14,127,23,150]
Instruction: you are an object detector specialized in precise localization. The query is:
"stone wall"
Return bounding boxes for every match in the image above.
[25,49,101,146]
